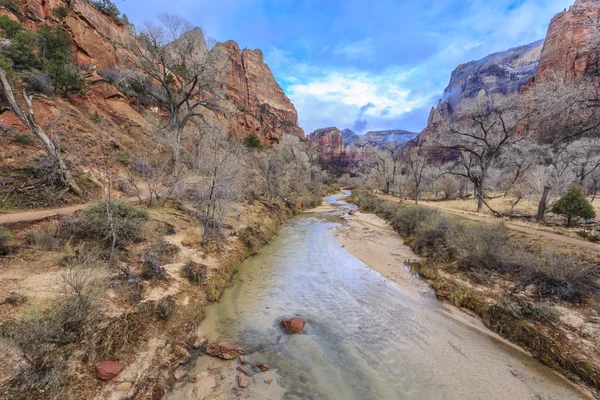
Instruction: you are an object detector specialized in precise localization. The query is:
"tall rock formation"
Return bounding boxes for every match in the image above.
[415,40,544,144]
[308,127,344,161]
[209,41,304,143]
[534,0,600,85]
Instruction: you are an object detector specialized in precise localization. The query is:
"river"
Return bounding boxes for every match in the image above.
[167,194,588,400]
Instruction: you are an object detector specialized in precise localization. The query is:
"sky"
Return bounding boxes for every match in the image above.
[118,0,574,135]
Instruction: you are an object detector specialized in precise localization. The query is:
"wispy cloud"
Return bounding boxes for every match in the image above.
[334,38,375,61]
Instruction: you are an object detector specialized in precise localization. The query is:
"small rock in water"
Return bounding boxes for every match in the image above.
[264,379,273,385]
[174,367,188,380]
[237,374,249,388]
[239,355,246,364]
[281,317,306,333]
[237,365,254,376]
[206,343,246,360]
[193,336,208,349]
[256,364,269,372]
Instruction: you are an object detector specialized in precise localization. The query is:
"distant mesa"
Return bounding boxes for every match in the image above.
[308,127,418,171]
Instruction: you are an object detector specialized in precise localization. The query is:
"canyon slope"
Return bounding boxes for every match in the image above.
[0,0,302,208]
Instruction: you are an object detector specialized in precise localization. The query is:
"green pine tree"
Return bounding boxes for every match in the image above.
[552,186,596,227]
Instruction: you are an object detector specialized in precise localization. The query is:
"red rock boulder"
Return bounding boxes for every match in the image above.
[281,317,306,333]
[96,361,125,381]
[205,343,245,360]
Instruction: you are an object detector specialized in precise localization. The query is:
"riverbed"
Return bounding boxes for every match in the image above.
[167,194,589,400]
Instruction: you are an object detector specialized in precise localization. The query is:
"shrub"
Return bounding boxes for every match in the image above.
[26,223,59,251]
[0,15,22,39]
[301,194,321,209]
[34,155,65,187]
[51,5,68,20]
[552,186,596,227]
[519,252,600,303]
[500,297,558,322]
[13,132,34,145]
[0,226,10,254]
[155,296,175,322]
[388,205,431,237]
[22,69,54,95]
[78,199,148,248]
[1,30,38,69]
[0,0,22,16]
[142,239,180,264]
[180,260,207,284]
[140,253,166,281]
[90,110,101,124]
[448,224,519,273]
[3,266,101,394]
[244,133,262,149]
[411,214,458,260]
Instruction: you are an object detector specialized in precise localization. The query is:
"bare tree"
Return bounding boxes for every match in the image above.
[251,149,283,201]
[531,72,600,143]
[371,147,402,195]
[401,144,433,204]
[0,69,83,197]
[135,14,218,173]
[436,95,526,214]
[189,129,243,244]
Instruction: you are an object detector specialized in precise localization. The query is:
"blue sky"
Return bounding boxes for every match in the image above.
[119,0,574,135]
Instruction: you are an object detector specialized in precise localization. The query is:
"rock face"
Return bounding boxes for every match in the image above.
[534,0,600,85]
[309,128,417,171]
[341,129,360,147]
[415,40,544,145]
[443,40,543,111]
[206,343,246,360]
[209,40,304,143]
[281,317,306,333]
[308,127,344,161]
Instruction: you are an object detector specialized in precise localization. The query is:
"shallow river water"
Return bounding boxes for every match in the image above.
[168,194,588,400]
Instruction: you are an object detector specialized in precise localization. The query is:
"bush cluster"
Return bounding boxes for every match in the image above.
[351,190,600,303]
[0,16,85,96]
[62,199,148,250]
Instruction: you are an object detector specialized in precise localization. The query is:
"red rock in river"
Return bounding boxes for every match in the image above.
[206,343,246,360]
[281,317,306,333]
[237,374,249,388]
[96,360,125,381]
[256,364,269,372]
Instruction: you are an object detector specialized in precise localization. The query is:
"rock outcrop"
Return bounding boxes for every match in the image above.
[209,40,304,143]
[415,40,544,144]
[534,0,600,85]
[308,127,344,162]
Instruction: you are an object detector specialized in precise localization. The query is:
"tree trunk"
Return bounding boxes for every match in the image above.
[537,186,551,221]
[477,177,485,213]
[0,69,84,198]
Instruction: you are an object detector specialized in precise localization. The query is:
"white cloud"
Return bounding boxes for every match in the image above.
[333,38,375,61]
[287,68,432,134]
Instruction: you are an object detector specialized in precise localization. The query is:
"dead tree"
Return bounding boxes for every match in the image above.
[135,14,219,174]
[0,69,84,197]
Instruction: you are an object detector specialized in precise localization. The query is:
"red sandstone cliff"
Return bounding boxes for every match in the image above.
[535,0,600,85]
[0,0,303,147]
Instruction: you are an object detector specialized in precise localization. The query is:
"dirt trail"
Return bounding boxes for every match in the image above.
[377,195,600,253]
[0,195,144,225]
